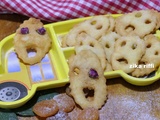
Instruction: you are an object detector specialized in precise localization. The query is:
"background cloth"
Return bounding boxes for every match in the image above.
[0,0,160,22]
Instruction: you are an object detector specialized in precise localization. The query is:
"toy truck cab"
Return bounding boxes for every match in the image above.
[0,31,69,108]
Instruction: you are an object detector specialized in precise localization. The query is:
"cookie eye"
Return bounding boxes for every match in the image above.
[146,43,151,48]
[135,12,142,17]
[154,51,159,55]
[73,67,80,75]
[89,42,94,47]
[88,68,99,79]
[105,43,110,48]
[132,43,137,50]
[36,27,46,35]
[90,20,96,25]
[21,27,29,34]
[121,41,126,47]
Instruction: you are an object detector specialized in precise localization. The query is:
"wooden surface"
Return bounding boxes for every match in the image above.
[0,14,160,120]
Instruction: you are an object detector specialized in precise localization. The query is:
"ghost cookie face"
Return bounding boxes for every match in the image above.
[75,32,106,70]
[115,10,160,38]
[68,50,107,109]
[14,18,52,65]
[111,36,145,73]
[131,34,160,77]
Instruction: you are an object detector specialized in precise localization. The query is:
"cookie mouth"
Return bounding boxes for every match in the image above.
[117,58,128,64]
[27,48,37,58]
[125,25,135,32]
[83,87,94,101]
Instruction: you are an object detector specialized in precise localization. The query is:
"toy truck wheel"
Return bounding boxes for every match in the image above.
[0,82,27,102]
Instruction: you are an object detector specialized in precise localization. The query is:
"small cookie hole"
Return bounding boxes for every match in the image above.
[146,43,151,48]
[89,42,94,47]
[132,44,137,50]
[117,58,128,64]
[121,41,126,47]
[73,67,80,75]
[155,51,159,55]
[145,19,151,24]
[135,12,142,17]
[105,43,110,48]
[27,48,37,58]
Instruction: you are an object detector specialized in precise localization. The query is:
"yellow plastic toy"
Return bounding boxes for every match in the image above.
[0,14,160,109]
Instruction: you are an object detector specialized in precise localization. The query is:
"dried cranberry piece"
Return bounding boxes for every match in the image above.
[88,68,99,79]
[21,27,29,34]
[36,27,46,35]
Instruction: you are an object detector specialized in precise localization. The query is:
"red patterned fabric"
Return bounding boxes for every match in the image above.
[0,0,160,22]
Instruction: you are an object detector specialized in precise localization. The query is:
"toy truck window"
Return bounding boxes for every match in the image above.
[7,51,21,73]
[7,51,55,82]
[28,54,55,82]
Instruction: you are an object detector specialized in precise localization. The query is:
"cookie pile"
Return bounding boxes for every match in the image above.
[62,9,160,111]
[29,10,160,119]
[63,9,160,78]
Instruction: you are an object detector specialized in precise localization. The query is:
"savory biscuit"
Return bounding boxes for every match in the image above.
[14,18,52,64]
[115,10,159,38]
[111,36,145,73]
[68,50,107,109]
[75,32,106,70]
[132,34,160,77]
[99,32,121,63]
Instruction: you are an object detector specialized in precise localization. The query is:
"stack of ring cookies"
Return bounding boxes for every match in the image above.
[63,9,160,110]
[63,9,160,78]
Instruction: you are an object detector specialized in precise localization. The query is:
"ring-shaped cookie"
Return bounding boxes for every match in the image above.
[68,50,107,109]
[14,18,52,64]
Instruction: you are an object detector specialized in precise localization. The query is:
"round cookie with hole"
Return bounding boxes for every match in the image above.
[111,36,145,73]
[68,50,107,109]
[14,18,52,65]
[75,32,106,70]
[131,34,160,77]
[115,10,159,38]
